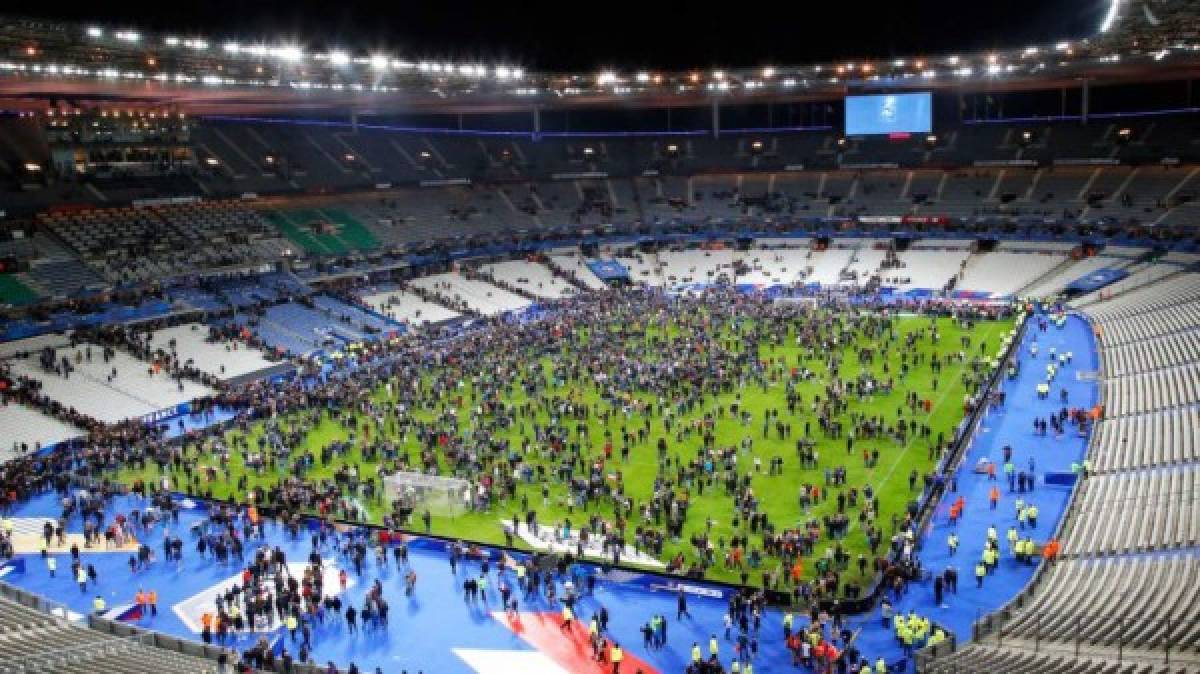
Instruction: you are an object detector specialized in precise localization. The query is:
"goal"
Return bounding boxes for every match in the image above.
[384,471,472,518]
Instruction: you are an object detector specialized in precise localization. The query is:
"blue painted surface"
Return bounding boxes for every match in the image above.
[859,314,1097,645]
[5,491,797,674]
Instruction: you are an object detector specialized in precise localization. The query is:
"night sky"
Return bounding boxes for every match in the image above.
[8,0,1112,71]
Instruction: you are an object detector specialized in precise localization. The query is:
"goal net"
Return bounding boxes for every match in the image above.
[384,471,472,519]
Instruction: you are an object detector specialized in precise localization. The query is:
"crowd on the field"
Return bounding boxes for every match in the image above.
[15,291,1004,599]
[0,285,1025,674]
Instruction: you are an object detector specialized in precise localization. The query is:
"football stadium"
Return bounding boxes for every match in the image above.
[0,1,1196,672]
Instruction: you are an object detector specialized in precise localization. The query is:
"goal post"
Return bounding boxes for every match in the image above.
[384,471,472,519]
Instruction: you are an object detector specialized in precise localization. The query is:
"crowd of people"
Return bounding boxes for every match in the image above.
[0,284,1023,673]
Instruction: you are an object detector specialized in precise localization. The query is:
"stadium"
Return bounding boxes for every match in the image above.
[0,0,1196,672]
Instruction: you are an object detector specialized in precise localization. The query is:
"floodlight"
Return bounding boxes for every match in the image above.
[1099,0,1120,33]
[275,46,304,62]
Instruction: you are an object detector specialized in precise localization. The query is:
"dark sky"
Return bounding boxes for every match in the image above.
[9,0,1112,71]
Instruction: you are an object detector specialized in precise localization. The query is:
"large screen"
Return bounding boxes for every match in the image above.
[845,92,932,135]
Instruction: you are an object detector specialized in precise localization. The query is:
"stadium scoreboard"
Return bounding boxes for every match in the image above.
[845,92,933,136]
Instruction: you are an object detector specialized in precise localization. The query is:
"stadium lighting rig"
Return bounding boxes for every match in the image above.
[0,13,1198,108]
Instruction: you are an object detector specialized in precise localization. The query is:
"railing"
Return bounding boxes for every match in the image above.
[916,619,1195,673]
[1,633,159,674]
[0,579,240,674]
[913,633,958,671]
[976,610,1195,665]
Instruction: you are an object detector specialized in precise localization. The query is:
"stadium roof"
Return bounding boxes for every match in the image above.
[0,8,1198,115]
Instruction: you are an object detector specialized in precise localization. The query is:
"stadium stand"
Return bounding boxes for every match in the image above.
[0,401,82,458]
[841,241,889,285]
[956,251,1068,296]
[1021,255,1132,299]
[360,286,461,325]
[137,323,280,382]
[408,272,532,315]
[804,245,856,286]
[657,249,738,287]
[1089,407,1200,472]
[735,241,812,286]
[885,246,971,292]
[545,252,608,290]
[608,248,664,286]
[3,339,214,423]
[1058,467,1198,555]
[0,274,38,307]
[480,260,580,299]
[0,585,234,674]
[36,202,278,285]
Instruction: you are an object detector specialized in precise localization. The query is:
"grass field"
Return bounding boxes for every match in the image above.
[117,310,1013,592]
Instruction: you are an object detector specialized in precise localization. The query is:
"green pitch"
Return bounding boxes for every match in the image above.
[117,311,1013,592]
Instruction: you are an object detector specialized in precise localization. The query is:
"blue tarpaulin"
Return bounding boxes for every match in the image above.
[586,259,630,281]
[1065,267,1128,294]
